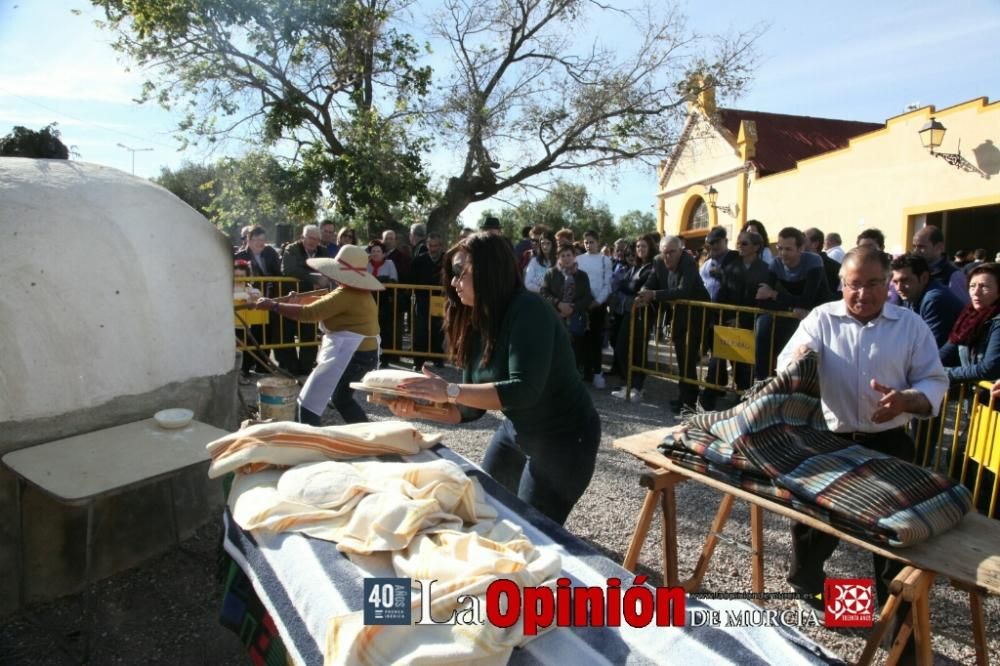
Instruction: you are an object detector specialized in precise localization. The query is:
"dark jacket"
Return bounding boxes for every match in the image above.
[642,252,709,332]
[939,313,1000,383]
[717,257,770,308]
[540,266,593,315]
[818,251,842,301]
[411,251,444,311]
[643,252,709,302]
[235,245,282,298]
[764,252,831,311]
[234,246,282,277]
[280,241,329,291]
[611,262,653,315]
[904,279,964,348]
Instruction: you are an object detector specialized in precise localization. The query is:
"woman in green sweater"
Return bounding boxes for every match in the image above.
[389,233,601,525]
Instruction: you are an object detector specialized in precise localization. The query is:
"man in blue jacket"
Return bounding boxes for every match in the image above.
[890,254,963,348]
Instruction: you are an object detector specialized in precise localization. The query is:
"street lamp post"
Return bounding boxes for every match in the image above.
[116,143,153,175]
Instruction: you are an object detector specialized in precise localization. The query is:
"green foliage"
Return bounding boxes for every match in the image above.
[92,0,433,220]
[616,209,658,240]
[153,161,220,218]
[0,123,70,159]
[480,181,655,248]
[152,152,321,239]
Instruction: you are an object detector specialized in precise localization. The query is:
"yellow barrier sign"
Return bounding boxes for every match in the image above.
[713,326,755,364]
[430,295,445,319]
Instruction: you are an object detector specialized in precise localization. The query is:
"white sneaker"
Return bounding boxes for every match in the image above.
[611,387,629,400]
[592,374,606,389]
[629,389,644,404]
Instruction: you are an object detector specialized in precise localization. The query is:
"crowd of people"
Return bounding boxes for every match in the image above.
[506,219,1000,415]
[234,217,1000,419]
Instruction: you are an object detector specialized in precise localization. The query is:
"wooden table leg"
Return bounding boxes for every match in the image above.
[688,494,734,591]
[749,503,764,595]
[950,579,989,666]
[967,588,988,666]
[660,483,679,587]
[623,488,660,572]
[860,567,935,666]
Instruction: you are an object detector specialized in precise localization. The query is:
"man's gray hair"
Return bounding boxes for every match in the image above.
[840,246,891,281]
[302,224,319,238]
[660,234,682,250]
[410,222,427,239]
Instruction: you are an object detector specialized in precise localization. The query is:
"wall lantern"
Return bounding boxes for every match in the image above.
[704,185,735,215]
[918,117,986,178]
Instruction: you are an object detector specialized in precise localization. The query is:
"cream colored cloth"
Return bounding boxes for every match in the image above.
[206,420,441,478]
[325,521,562,666]
[228,458,498,554]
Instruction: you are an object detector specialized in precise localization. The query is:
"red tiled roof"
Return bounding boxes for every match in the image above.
[716,108,883,175]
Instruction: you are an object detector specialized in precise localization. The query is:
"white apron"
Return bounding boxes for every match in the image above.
[298,330,379,416]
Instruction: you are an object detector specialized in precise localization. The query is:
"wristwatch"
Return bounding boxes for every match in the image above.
[446,383,461,404]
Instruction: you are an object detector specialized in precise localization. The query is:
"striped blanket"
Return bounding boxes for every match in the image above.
[661,354,972,547]
[223,445,843,665]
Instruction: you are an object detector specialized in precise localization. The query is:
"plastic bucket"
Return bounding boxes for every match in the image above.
[257,376,299,421]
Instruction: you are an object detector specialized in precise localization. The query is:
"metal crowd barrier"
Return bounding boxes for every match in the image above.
[234,279,447,361]
[911,381,999,518]
[621,299,800,395]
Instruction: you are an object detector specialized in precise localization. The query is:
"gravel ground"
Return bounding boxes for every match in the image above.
[2,364,997,665]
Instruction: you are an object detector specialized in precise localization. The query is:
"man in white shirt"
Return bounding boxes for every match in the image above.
[776,247,947,635]
[823,232,845,263]
[577,229,614,388]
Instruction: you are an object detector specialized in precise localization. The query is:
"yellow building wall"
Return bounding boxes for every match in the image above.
[658,115,745,240]
[746,99,1000,255]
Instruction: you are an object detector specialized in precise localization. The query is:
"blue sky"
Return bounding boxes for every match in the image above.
[2,0,999,225]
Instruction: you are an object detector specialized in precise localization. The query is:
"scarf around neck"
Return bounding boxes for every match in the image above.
[948,302,999,346]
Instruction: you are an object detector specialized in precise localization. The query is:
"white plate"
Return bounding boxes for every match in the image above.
[154,408,194,429]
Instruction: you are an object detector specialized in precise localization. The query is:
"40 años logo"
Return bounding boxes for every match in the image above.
[364,576,687,633]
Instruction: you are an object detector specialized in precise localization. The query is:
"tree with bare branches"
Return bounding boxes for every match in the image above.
[92,0,758,236]
[423,0,759,234]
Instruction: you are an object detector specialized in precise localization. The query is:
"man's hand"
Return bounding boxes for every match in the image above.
[871,380,931,422]
[791,345,814,361]
[636,290,655,307]
[992,379,1000,402]
[756,283,777,300]
[557,302,574,318]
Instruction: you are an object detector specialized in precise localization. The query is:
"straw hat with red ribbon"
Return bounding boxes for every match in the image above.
[307,245,385,291]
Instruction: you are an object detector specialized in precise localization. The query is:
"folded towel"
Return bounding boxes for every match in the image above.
[206,420,441,477]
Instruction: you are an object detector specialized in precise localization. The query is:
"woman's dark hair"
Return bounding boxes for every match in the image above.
[968,262,1000,293]
[635,233,657,266]
[367,239,385,252]
[856,228,885,250]
[742,219,770,249]
[532,231,557,266]
[443,233,523,367]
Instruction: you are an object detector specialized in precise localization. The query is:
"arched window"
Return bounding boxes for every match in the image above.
[687,198,709,231]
